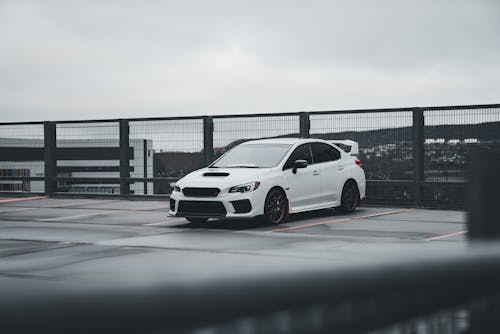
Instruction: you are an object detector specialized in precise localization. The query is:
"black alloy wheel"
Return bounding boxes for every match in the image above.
[339,180,360,213]
[264,188,288,224]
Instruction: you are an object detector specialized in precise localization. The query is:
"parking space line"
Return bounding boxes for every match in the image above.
[131,205,169,211]
[36,212,106,222]
[0,199,119,213]
[272,217,352,232]
[353,208,416,219]
[425,230,467,241]
[143,220,184,226]
[44,199,119,208]
[0,196,48,204]
[0,207,37,213]
[272,208,415,233]
[33,205,168,222]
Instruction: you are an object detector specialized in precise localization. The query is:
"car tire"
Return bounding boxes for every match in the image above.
[338,180,360,213]
[186,217,208,224]
[263,187,288,224]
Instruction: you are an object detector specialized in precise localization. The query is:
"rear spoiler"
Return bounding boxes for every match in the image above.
[329,140,359,156]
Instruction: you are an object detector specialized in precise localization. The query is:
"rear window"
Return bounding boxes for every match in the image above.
[311,142,340,163]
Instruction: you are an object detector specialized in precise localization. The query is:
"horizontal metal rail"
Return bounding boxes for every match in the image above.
[3,244,500,333]
[1,103,498,126]
[1,103,498,208]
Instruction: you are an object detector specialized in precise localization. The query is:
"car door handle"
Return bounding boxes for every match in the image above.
[313,171,320,176]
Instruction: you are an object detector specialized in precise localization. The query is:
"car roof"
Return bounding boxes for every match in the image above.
[242,138,328,145]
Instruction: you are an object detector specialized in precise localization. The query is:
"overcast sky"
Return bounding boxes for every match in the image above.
[0,0,499,122]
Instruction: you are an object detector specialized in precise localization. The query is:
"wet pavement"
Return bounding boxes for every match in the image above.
[0,196,467,290]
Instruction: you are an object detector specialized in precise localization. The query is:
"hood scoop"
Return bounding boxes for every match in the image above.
[203,172,230,177]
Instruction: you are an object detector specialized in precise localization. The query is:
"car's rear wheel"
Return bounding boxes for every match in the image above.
[186,217,208,224]
[263,188,288,224]
[338,180,360,213]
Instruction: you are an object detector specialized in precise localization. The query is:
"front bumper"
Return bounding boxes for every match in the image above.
[169,190,264,219]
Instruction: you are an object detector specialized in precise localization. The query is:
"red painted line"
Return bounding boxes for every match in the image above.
[353,208,416,219]
[0,196,48,204]
[425,230,467,241]
[271,217,351,232]
[272,208,416,233]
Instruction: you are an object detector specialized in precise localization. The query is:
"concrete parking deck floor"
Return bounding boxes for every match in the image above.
[0,196,467,290]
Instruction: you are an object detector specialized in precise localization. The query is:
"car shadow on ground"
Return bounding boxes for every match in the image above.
[168,207,363,231]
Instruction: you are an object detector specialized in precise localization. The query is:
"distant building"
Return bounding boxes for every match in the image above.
[153,151,204,194]
[0,138,153,194]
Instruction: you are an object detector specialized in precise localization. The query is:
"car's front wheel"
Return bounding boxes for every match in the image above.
[263,188,288,224]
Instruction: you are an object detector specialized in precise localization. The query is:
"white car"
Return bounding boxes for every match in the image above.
[169,138,366,224]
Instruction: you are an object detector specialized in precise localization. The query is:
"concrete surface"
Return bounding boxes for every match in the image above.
[0,196,467,290]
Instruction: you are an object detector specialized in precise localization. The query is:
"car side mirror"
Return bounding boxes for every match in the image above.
[292,159,308,174]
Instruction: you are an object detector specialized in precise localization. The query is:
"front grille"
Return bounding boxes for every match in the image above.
[182,187,220,197]
[170,198,176,211]
[178,201,227,216]
[231,199,252,213]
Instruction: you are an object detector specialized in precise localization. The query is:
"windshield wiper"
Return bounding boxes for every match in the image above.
[224,164,260,168]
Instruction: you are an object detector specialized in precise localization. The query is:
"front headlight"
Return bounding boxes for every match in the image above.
[229,181,261,193]
[174,185,181,192]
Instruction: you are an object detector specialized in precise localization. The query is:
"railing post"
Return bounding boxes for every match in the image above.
[143,139,148,195]
[203,116,214,165]
[44,121,57,195]
[299,112,310,138]
[412,108,424,207]
[467,147,500,240]
[119,119,130,196]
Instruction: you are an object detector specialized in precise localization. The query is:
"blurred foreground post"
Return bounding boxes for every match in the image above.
[467,147,500,239]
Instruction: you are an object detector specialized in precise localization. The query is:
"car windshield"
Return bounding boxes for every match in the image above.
[211,143,293,168]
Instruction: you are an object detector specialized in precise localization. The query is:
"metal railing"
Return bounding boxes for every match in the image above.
[2,115,500,334]
[1,103,499,208]
[3,244,500,333]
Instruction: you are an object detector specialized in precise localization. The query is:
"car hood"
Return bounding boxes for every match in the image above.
[176,167,272,189]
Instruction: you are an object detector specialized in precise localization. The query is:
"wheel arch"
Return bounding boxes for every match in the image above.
[343,177,359,189]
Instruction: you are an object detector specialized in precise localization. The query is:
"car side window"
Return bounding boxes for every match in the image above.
[311,142,340,163]
[283,144,313,170]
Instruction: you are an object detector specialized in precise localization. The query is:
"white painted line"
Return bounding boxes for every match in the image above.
[0,196,48,204]
[425,230,467,241]
[0,207,35,213]
[132,204,169,211]
[0,199,120,213]
[36,212,103,222]
[272,208,416,233]
[44,199,118,208]
[143,220,184,226]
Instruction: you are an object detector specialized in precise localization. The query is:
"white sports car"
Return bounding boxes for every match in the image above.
[169,138,366,224]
